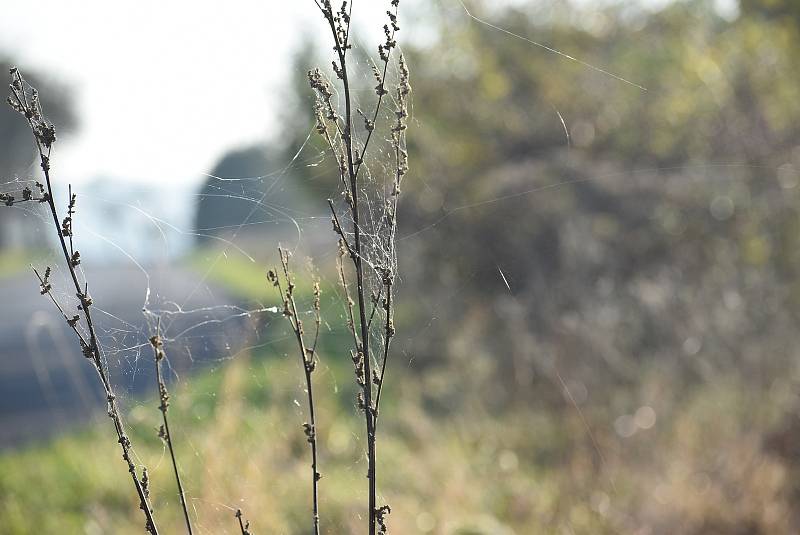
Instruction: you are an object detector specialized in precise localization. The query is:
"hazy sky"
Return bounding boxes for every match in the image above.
[0,1,410,187]
[1,0,733,189]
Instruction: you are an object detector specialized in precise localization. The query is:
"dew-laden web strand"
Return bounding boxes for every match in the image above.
[70,192,258,264]
[133,140,317,375]
[60,191,277,373]
[77,186,306,364]
[554,366,617,494]
[25,314,96,412]
[551,103,571,147]
[198,148,324,183]
[82,225,152,310]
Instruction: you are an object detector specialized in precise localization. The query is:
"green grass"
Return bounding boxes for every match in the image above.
[0,348,565,535]
[2,343,796,534]
[185,249,275,302]
[185,247,333,305]
[0,249,47,280]
[3,254,797,533]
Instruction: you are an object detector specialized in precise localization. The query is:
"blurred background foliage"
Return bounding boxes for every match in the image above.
[399,0,800,396]
[386,1,800,530]
[4,0,800,533]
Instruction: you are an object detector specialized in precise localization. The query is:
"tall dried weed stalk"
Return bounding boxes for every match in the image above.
[309,1,409,533]
[5,68,160,533]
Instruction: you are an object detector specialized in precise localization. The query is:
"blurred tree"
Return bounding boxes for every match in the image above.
[204,1,800,409]
[740,0,800,24]
[193,145,272,243]
[193,43,333,248]
[393,0,800,404]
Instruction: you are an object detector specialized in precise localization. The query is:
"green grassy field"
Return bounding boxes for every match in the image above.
[1,251,797,534]
[2,339,793,534]
[186,249,277,303]
[0,348,588,535]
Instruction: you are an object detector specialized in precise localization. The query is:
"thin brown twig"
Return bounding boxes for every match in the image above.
[373,289,393,428]
[366,285,384,332]
[235,509,251,535]
[352,5,400,183]
[6,69,160,534]
[336,247,361,349]
[149,323,194,535]
[32,266,90,350]
[269,248,321,535]
[328,199,354,257]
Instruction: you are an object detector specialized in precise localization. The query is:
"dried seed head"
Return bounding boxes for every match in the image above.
[376,504,392,533]
[140,468,150,499]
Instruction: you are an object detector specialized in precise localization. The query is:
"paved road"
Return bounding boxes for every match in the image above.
[0,263,252,447]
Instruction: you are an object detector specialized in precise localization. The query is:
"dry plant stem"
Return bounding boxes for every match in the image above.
[33,267,90,346]
[352,36,398,183]
[269,249,322,535]
[0,193,47,205]
[150,327,194,535]
[367,286,384,331]
[333,20,379,535]
[333,237,360,349]
[311,2,403,532]
[375,80,407,427]
[7,70,160,534]
[235,509,251,535]
[373,289,392,429]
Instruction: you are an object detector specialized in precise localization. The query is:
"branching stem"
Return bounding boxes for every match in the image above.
[150,324,193,535]
[310,3,406,533]
[270,249,322,535]
[7,69,160,534]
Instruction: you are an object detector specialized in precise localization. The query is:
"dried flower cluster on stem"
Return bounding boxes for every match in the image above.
[309,2,409,533]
